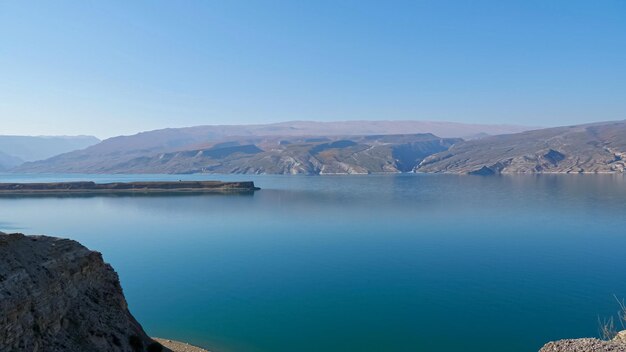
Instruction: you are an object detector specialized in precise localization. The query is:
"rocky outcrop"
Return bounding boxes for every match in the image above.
[539,338,626,351]
[539,331,626,351]
[0,232,167,352]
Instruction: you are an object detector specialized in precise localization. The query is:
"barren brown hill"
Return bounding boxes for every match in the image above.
[416,120,626,174]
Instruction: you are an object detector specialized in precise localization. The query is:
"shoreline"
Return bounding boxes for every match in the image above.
[153,338,210,352]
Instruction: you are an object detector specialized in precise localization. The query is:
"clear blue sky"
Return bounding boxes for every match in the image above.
[1,0,625,138]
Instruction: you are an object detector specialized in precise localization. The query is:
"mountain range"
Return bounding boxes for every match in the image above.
[417,120,626,174]
[10,120,626,175]
[16,133,460,175]
[14,120,529,175]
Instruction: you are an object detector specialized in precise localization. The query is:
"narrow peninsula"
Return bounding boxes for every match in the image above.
[0,181,259,194]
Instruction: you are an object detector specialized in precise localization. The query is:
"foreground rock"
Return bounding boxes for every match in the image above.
[540,331,626,352]
[0,232,168,352]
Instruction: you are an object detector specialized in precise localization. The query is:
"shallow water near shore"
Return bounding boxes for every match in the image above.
[1,173,626,352]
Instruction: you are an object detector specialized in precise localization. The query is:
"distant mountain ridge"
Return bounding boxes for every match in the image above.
[16,120,626,175]
[18,133,460,175]
[222,120,533,139]
[0,135,100,170]
[416,120,626,174]
[47,120,528,155]
[14,120,531,174]
[0,151,23,171]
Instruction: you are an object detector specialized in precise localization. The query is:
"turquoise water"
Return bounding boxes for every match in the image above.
[1,173,626,352]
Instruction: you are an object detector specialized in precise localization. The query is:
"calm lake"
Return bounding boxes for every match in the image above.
[1,173,625,352]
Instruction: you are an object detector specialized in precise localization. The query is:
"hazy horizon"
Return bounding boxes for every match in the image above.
[2,1,625,138]
[0,118,544,139]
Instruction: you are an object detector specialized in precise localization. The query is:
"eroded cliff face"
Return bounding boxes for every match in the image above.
[0,232,166,352]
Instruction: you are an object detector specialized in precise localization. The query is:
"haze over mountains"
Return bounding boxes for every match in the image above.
[180,120,532,139]
[0,136,100,171]
[19,133,460,175]
[11,120,626,175]
[0,151,23,171]
[14,120,525,175]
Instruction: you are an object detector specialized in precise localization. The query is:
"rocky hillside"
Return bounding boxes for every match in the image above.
[0,232,167,352]
[17,134,460,175]
[416,120,626,174]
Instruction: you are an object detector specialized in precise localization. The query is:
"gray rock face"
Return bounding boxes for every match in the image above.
[539,338,626,351]
[0,232,166,352]
[539,330,626,352]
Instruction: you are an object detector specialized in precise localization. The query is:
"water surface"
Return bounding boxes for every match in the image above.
[1,173,625,352]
